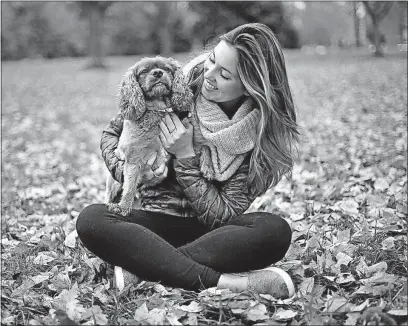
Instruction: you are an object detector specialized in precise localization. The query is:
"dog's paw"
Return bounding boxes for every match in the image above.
[107,203,122,214]
[119,206,132,217]
[107,203,132,216]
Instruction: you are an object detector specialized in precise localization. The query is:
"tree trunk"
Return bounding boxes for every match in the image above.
[157,2,175,56]
[372,18,383,57]
[353,2,361,47]
[88,6,105,68]
[399,2,407,43]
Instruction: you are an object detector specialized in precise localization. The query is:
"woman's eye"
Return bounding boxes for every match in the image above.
[221,73,230,80]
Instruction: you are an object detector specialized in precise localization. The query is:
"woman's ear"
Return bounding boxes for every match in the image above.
[171,64,194,112]
[118,68,146,120]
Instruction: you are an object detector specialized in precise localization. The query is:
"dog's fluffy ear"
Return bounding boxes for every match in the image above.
[118,67,145,120]
[169,59,193,112]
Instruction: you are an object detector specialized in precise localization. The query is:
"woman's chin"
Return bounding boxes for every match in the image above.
[201,88,217,102]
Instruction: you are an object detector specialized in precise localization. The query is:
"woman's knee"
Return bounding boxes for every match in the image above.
[76,203,107,239]
[251,212,292,247]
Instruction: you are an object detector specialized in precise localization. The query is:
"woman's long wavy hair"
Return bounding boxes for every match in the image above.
[187,23,299,196]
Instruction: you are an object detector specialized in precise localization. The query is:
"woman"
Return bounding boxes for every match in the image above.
[76,23,299,298]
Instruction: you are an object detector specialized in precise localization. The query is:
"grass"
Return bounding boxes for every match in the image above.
[1,48,407,325]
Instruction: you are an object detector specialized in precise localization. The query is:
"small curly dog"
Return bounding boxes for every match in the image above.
[106,56,193,216]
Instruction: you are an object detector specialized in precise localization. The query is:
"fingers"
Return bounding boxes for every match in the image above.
[168,113,184,130]
[159,127,170,150]
[145,153,157,166]
[163,114,176,133]
[159,113,186,137]
[153,163,168,178]
[159,119,172,142]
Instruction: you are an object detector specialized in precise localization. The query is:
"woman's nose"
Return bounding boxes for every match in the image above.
[204,65,216,80]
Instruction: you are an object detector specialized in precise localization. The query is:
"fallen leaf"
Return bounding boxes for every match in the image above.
[336,252,353,268]
[366,262,388,277]
[82,306,108,325]
[54,283,85,322]
[344,313,360,326]
[134,303,149,323]
[396,202,408,215]
[336,228,351,243]
[366,193,389,208]
[93,284,109,304]
[33,252,55,265]
[31,273,51,285]
[337,199,359,215]
[360,271,398,286]
[351,299,370,312]
[147,308,166,325]
[245,303,269,322]
[166,312,183,326]
[11,279,36,298]
[299,277,315,297]
[290,213,304,221]
[353,284,393,296]
[335,273,355,286]
[184,314,198,325]
[324,296,349,313]
[273,308,297,321]
[49,273,71,292]
[64,230,77,249]
[374,178,389,192]
[179,301,204,313]
[381,236,395,250]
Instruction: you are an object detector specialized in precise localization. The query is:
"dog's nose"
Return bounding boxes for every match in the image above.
[153,70,163,78]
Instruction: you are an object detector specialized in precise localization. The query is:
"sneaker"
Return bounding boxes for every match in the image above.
[247,266,295,299]
[114,266,141,292]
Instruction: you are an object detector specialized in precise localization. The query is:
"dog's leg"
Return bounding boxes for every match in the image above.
[108,162,140,216]
[105,175,122,203]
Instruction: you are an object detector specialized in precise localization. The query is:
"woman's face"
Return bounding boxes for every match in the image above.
[201,40,247,103]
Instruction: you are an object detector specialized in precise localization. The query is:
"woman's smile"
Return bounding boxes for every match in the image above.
[204,79,217,91]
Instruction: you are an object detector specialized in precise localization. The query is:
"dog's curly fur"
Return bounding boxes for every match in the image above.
[106,56,193,216]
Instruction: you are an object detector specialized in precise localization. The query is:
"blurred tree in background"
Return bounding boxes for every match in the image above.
[1,1,405,61]
[1,2,86,60]
[73,1,113,68]
[1,1,298,61]
[188,1,300,49]
[363,1,394,57]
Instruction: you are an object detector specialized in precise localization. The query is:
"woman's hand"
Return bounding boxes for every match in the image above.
[159,113,195,159]
[140,153,168,184]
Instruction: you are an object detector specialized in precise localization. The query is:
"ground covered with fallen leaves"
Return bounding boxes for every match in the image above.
[2,49,407,325]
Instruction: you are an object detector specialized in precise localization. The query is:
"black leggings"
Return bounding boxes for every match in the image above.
[76,204,292,291]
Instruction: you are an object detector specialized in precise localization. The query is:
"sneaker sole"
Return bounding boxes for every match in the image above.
[261,266,295,298]
[114,266,125,291]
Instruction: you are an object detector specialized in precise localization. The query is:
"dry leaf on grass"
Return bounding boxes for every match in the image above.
[245,303,269,322]
[178,301,204,313]
[273,308,298,321]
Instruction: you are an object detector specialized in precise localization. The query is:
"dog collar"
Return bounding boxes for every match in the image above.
[155,107,174,113]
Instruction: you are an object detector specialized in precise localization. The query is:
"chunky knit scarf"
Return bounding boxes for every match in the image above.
[191,94,261,181]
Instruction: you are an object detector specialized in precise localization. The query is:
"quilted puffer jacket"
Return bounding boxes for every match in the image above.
[100,111,263,229]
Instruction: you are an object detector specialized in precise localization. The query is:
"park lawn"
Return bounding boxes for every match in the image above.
[1,49,407,325]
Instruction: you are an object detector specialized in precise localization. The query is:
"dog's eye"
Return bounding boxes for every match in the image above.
[163,67,172,73]
[139,69,148,75]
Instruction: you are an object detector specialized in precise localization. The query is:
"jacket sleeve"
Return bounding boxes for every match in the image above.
[173,155,258,229]
[100,113,125,184]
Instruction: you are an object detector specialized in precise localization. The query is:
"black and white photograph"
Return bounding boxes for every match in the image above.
[1,1,407,325]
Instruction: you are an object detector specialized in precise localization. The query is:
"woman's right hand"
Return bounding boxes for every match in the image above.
[141,153,168,184]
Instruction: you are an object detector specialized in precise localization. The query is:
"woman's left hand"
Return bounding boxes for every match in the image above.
[159,113,195,159]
